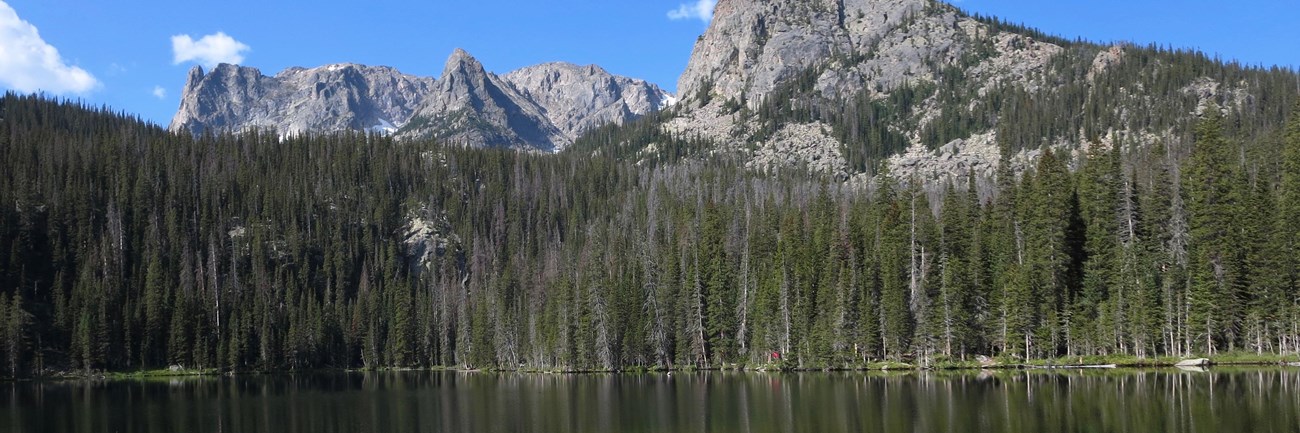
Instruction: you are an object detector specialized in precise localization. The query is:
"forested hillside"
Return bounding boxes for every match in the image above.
[580,3,1300,181]
[1,93,1298,376]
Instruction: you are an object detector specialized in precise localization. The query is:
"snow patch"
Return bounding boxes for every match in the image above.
[370,118,399,135]
[659,94,679,110]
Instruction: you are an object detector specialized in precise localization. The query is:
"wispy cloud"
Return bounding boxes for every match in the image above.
[0,1,99,94]
[172,32,250,67]
[152,85,166,99]
[668,0,717,23]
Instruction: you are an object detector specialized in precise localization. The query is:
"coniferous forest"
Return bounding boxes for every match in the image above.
[1,86,1299,377]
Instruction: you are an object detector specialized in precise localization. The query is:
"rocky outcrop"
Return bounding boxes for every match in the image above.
[678,0,930,107]
[661,0,1237,182]
[170,49,672,151]
[170,63,434,137]
[503,62,674,140]
[401,208,458,277]
[395,49,569,150]
[663,0,1075,179]
[748,122,847,175]
[674,0,1061,108]
[888,132,1001,181]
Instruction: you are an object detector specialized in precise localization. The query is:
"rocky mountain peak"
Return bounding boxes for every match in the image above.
[659,0,1094,182]
[185,65,205,87]
[394,49,568,150]
[170,62,435,137]
[678,0,928,107]
[441,48,487,82]
[502,62,674,139]
[170,49,672,150]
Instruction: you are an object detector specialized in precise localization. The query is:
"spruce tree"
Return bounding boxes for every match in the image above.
[1186,109,1237,354]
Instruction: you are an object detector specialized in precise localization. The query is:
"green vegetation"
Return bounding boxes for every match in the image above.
[1,80,1299,378]
[101,367,219,379]
[581,15,1298,178]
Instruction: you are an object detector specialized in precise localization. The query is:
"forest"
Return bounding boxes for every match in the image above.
[0,87,1298,376]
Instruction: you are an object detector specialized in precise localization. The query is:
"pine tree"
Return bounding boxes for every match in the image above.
[167,288,190,367]
[143,248,168,367]
[700,203,735,364]
[1075,142,1119,355]
[1022,148,1072,358]
[875,176,912,361]
[938,185,972,358]
[1186,109,1238,354]
[1278,103,1300,354]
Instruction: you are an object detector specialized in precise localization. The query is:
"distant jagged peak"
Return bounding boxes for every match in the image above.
[441,48,488,80]
[169,48,672,151]
[276,63,406,77]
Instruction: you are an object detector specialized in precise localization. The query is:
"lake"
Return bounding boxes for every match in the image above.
[3,368,1298,432]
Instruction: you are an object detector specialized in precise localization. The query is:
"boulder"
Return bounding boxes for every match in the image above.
[1175,358,1210,367]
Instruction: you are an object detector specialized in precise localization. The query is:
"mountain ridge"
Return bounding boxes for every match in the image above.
[170,49,673,151]
[170,0,1297,180]
[589,0,1296,183]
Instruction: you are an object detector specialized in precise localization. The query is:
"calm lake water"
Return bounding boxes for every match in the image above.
[3,368,1299,432]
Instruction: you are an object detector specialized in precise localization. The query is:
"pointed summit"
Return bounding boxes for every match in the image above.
[448,47,473,61]
[442,48,486,81]
[185,65,205,88]
[168,50,668,152]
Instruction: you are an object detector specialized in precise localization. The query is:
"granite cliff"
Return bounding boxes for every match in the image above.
[170,49,673,151]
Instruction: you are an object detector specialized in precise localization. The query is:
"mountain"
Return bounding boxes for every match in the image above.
[170,49,673,151]
[505,62,677,142]
[7,0,1300,378]
[590,0,1295,182]
[170,0,1296,178]
[392,48,570,150]
[677,0,937,108]
[170,63,435,137]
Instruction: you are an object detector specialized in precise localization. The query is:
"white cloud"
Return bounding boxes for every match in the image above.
[668,0,717,22]
[171,32,250,67]
[152,85,166,99]
[0,1,99,94]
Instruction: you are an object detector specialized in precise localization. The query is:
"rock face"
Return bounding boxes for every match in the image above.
[504,62,674,140]
[395,49,569,150]
[1175,358,1211,367]
[170,63,434,137]
[170,49,672,151]
[654,0,1269,183]
[666,0,1071,179]
[678,0,932,107]
[401,208,458,277]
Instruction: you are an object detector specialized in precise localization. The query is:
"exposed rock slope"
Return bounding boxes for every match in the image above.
[678,0,931,107]
[170,49,672,151]
[650,0,1278,182]
[505,62,674,140]
[667,0,1064,179]
[170,63,434,137]
[394,49,569,150]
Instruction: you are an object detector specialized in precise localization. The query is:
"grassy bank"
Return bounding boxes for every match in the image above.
[13,351,1299,381]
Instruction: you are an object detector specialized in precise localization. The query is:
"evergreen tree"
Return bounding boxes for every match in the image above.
[1186,109,1239,354]
[1278,103,1300,353]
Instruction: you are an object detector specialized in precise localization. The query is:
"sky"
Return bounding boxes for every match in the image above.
[2,0,1297,127]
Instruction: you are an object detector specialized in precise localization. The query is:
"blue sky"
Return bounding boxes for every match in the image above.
[2,0,1297,126]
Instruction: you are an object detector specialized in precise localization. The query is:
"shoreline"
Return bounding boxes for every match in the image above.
[11,353,1299,381]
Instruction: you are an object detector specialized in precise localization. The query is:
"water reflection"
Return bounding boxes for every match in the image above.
[2,368,1299,432]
